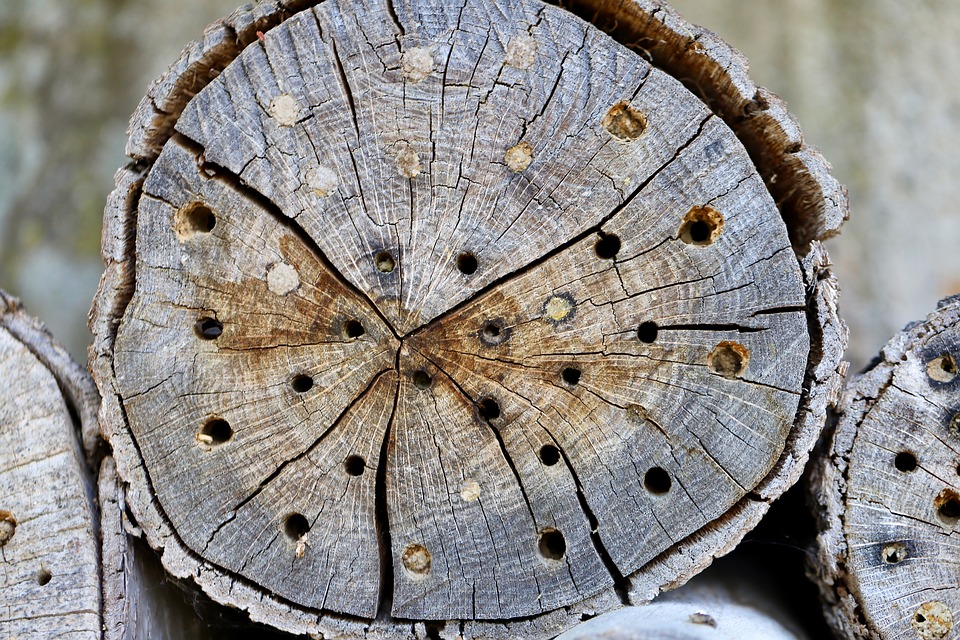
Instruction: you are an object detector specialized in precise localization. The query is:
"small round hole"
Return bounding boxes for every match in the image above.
[644,467,671,495]
[175,202,216,239]
[457,252,478,275]
[36,568,52,586]
[197,418,233,446]
[479,319,509,346]
[935,488,960,524]
[375,251,396,273]
[637,321,658,344]
[283,513,310,541]
[412,370,432,390]
[478,397,501,421]
[594,233,621,260]
[707,341,750,378]
[561,367,581,386]
[343,319,365,339]
[689,220,710,243]
[602,101,647,141]
[291,374,314,393]
[881,542,908,565]
[344,455,366,476]
[195,317,223,340]
[679,205,725,246]
[538,528,566,560]
[483,324,500,339]
[928,353,958,383]
[539,444,561,466]
[402,543,432,576]
[894,452,917,472]
[0,510,17,547]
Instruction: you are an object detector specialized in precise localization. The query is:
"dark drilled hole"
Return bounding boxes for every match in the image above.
[644,467,671,495]
[283,513,310,541]
[375,251,396,273]
[344,455,366,476]
[412,370,432,390]
[689,220,711,243]
[457,252,478,275]
[881,542,907,564]
[539,444,561,466]
[291,374,314,393]
[478,397,501,421]
[637,321,658,344]
[343,319,365,339]
[36,568,52,586]
[561,367,581,386]
[195,317,223,340]
[936,489,960,524]
[538,528,566,560]
[177,202,216,237]
[594,233,621,260]
[198,418,233,446]
[894,451,917,472]
[479,319,510,346]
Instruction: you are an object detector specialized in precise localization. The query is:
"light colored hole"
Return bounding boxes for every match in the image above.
[928,353,958,383]
[602,101,647,141]
[707,341,750,378]
[269,94,300,126]
[504,34,537,70]
[881,542,907,564]
[460,480,481,502]
[505,141,534,173]
[0,510,16,547]
[395,142,421,178]
[679,206,725,246]
[267,262,300,295]
[401,47,435,83]
[543,295,573,323]
[913,601,953,640]
[174,202,216,240]
[375,251,396,273]
[402,543,432,578]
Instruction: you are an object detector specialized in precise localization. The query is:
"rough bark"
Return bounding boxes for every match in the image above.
[90,0,847,637]
[812,295,960,640]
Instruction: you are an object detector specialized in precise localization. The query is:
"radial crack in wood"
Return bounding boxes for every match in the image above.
[91,0,847,637]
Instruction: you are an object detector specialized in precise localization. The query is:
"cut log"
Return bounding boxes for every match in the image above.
[0,291,101,638]
[90,0,847,637]
[812,295,960,640]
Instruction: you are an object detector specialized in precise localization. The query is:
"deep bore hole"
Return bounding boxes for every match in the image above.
[480,319,509,346]
[291,374,314,393]
[375,251,396,273]
[561,367,581,386]
[478,397,501,421]
[895,451,918,472]
[881,542,908,565]
[539,444,561,466]
[637,321,658,344]
[36,568,52,586]
[679,206,724,246]
[176,202,216,238]
[198,418,233,446]
[935,489,960,524]
[538,528,566,560]
[412,370,433,390]
[594,233,621,260]
[457,252,478,275]
[343,319,365,339]
[928,353,958,383]
[195,317,223,340]
[283,513,310,541]
[344,455,366,476]
[644,467,672,495]
[601,101,647,141]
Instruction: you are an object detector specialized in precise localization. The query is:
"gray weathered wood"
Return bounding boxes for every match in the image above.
[0,291,101,638]
[90,0,847,637]
[812,295,960,640]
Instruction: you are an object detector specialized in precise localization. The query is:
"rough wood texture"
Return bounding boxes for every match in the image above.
[90,0,847,637]
[0,291,101,638]
[812,296,960,640]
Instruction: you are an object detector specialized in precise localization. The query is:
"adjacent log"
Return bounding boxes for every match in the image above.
[90,0,847,637]
[812,296,960,640]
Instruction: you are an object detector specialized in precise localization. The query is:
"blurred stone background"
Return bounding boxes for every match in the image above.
[1,0,959,370]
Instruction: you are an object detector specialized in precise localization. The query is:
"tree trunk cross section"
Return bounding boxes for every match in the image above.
[92,0,847,637]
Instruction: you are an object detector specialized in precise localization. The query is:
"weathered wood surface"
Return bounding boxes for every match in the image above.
[0,291,101,638]
[812,295,960,640]
[90,0,847,637]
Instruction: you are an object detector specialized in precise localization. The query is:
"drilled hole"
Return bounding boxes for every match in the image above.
[478,397,501,421]
[644,467,672,494]
[895,451,917,472]
[175,202,216,239]
[375,251,396,273]
[409,370,432,390]
[928,353,958,383]
[539,444,561,466]
[936,488,960,524]
[344,455,366,476]
[881,542,908,564]
[479,319,509,346]
[402,543,432,576]
[197,418,233,446]
[195,317,223,340]
[538,528,566,560]
[483,324,500,339]
[343,319,365,339]
[679,206,725,246]
[283,513,310,541]
[36,568,52,586]
[707,342,750,378]
[637,321,658,344]
[457,252,478,275]
[0,510,16,547]
[602,100,647,141]
[594,233,621,260]
[291,374,314,393]
[561,367,581,386]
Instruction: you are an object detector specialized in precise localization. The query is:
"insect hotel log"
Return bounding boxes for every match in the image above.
[89,0,848,637]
